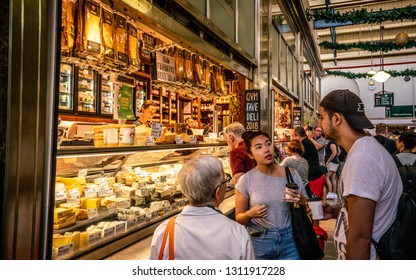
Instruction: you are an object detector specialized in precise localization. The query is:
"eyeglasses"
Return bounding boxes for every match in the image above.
[221,173,232,185]
[315,129,322,133]
[212,173,232,198]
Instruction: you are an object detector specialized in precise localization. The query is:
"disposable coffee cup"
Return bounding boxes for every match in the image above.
[285,183,298,199]
[308,197,324,220]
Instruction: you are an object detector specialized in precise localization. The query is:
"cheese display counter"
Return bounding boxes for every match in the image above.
[53,143,231,260]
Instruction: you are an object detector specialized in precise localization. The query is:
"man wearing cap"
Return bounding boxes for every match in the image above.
[318,89,402,260]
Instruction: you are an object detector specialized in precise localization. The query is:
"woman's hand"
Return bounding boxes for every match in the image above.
[284,189,306,205]
[248,204,268,219]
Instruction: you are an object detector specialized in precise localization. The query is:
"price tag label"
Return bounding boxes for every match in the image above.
[102,226,116,239]
[97,177,108,188]
[107,203,118,214]
[56,243,74,259]
[84,188,97,198]
[118,199,130,209]
[189,135,197,144]
[55,190,66,201]
[115,222,126,234]
[98,186,113,197]
[87,208,99,220]
[67,196,80,205]
[146,136,155,146]
[69,188,80,197]
[88,232,102,246]
[175,135,183,144]
[126,218,138,230]
[151,123,163,138]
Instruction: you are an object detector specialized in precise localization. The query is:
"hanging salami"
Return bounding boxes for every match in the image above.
[127,21,139,69]
[83,0,102,56]
[174,47,185,84]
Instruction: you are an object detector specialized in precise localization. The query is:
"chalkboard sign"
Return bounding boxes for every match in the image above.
[374,91,394,107]
[245,90,260,131]
[292,107,302,128]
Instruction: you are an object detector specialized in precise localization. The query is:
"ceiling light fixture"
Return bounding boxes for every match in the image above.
[372,26,391,83]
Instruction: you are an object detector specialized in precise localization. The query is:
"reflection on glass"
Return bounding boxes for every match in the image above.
[77,68,96,113]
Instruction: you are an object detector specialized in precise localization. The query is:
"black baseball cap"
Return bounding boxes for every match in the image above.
[320,89,374,130]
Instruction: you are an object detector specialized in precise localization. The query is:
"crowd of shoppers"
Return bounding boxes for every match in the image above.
[149,89,416,261]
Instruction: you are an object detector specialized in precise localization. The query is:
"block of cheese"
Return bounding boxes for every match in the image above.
[85,198,100,210]
[65,231,80,252]
[59,203,80,209]
[53,215,76,230]
[54,207,74,220]
[120,186,135,198]
[52,233,69,248]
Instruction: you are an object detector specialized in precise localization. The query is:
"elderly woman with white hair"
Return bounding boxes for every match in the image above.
[149,156,255,260]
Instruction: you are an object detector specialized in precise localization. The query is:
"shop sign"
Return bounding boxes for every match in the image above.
[245,90,260,131]
[153,52,176,83]
[385,105,416,118]
[292,107,302,128]
[374,91,394,107]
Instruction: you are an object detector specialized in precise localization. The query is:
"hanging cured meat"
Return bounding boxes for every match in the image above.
[83,0,102,56]
[114,13,128,65]
[101,7,114,60]
[204,60,212,92]
[193,54,205,87]
[183,50,194,86]
[174,47,185,84]
[127,22,139,67]
[61,0,77,56]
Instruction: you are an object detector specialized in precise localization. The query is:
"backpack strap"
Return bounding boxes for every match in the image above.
[392,155,403,168]
[158,217,176,260]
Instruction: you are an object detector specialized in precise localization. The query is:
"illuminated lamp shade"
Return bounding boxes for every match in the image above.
[395,33,409,46]
[372,70,391,83]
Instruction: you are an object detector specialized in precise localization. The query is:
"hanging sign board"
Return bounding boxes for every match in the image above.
[245,90,260,131]
[292,107,302,128]
[374,91,394,107]
[152,52,176,83]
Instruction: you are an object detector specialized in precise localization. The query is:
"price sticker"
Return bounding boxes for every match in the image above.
[102,226,116,239]
[84,188,97,198]
[115,222,127,234]
[69,188,80,197]
[146,136,155,146]
[107,203,118,214]
[175,135,183,144]
[56,243,74,259]
[126,218,138,230]
[55,190,66,201]
[97,177,108,188]
[118,199,130,209]
[189,135,197,144]
[151,123,163,138]
[88,231,102,246]
[87,208,99,220]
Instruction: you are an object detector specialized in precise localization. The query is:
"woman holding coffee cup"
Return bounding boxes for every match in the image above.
[235,130,308,260]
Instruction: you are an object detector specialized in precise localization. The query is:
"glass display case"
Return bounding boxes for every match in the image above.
[59,63,74,111]
[77,67,97,114]
[100,74,114,116]
[53,143,231,260]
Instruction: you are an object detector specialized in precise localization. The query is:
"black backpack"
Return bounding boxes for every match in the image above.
[371,155,416,259]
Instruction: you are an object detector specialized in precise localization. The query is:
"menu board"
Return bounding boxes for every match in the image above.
[153,52,176,83]
[374,91,394,107]
[245,89,260,131]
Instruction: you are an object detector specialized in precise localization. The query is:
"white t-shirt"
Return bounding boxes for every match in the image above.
[334,136,402,260]
[149,206,255,260]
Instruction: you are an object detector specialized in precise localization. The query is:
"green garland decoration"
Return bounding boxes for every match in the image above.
[326,69,416,79]
[308,5,416,24]
[319,40,416,52]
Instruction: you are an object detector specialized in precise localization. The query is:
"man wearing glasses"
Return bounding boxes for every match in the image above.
[310,126,326,167]
[150,156,254,260]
